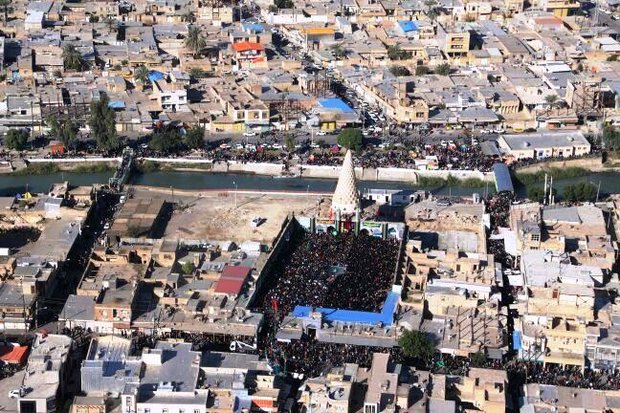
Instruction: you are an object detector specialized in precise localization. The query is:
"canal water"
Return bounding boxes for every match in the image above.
[0,170,619,198]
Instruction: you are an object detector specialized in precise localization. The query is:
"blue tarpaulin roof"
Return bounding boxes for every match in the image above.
[147,70,165,82]
[242,22,264,33]
[108,101,126,109]
[513,331,522,351]
[398,20,418,32]
[292,291,399,326]
[318,98,355,113]
[493,163,514,193]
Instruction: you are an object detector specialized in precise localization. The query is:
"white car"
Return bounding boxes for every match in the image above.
[104,222,111,230]
[8,389,21,398]
[316,131,327,136]
[243,132,257,137]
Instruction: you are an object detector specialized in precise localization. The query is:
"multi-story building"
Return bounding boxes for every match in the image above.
[153,80,188,111]
[15,333,74,413]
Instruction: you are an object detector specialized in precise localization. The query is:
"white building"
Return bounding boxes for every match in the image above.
[497,131,591,160]
[153,80,188,111]
[17,333,73,413]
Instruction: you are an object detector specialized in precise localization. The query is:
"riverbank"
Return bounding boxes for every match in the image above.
[10,162,117,176]
[14,156,494,185]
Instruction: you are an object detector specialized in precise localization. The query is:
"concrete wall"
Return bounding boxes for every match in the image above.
[299,164,493,183]
[228,161,284,175]
[514,156,603,174]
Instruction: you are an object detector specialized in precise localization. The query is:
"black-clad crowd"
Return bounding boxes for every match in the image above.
[259,231,399,317]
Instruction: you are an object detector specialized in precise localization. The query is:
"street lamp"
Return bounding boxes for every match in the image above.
[233,181,238,209]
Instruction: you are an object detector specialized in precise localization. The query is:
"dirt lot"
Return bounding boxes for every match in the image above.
[161,191,326,244]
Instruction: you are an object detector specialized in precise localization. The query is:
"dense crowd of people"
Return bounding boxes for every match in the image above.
[304,142,496,172]
[509,361,620,391]
[268,337,396,377]
[257,231,399,318]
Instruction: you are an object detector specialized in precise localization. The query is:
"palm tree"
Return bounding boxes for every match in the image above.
[185,25,207,58]
[0,0,11,22]
[182,11,195,23]
[387,44,404,60]
[102,16,117,32]
[134,65,150,85]
[62,44,84,71]
[331,44,346,60]
[545,94,560,110]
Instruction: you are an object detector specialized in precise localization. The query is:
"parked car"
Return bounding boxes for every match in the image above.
[243,131,257,137]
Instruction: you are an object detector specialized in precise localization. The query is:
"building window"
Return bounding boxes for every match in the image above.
[531,234,540,242]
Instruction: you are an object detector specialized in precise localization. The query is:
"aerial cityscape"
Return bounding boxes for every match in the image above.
[1,0,620,411]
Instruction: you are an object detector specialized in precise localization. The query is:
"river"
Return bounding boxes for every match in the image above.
[1,170,620,199]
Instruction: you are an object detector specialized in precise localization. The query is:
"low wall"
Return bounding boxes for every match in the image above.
[298,164,364,179]
[27,157,121,163]
[300,164,493,183]
[514,156,603,174]
[228,161,284,175]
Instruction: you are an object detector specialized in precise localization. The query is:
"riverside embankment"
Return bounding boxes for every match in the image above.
[12,156,493,185]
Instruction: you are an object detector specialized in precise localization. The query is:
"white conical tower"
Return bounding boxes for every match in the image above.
[331,150,359,215]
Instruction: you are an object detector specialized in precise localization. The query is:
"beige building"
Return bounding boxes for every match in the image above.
[298,365,357,413]
[454,368,507,413]
[364,353,398,413]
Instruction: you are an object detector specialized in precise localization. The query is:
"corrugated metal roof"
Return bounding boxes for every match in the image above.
[493,163,514,193]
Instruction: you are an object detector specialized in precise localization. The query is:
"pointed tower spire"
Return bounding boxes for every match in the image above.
[331,149,359,215]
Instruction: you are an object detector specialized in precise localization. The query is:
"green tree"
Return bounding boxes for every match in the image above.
[398,330,435,362]
[435,63,451,76]
[564,182,598,203]
[182,11,195,23]
[545,94,560,109]
[46,116,78,150]
[284,134,295,152]
[576,63,584,72]
[608,55,618,62]
[337,128,363,152]
[62,44,85,71]
[4,129,28,150]
[126,226,143,237]
[604,126,620,151]
[268,4,278,12]
[528,186,556,203]
[184,125,205,149]
[190,67,206,81]
[89,14,99,23]
[102,16,117,31]
[331,44,347,60]
[185,25,207,58]
[181,261,195,274]
[89,94,120,152]
[387,43,406,60]
[470,352,487,367]
[415,65,430,76]
[0,0,11,22]
[389,66,410,76]
[274,0,294,8]
[149,127,181,153]
[133,65,150,86]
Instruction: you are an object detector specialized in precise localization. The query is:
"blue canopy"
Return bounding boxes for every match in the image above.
[292,291,399,326]
[108,101,126,109]
[512,331,522,351]
[318,98,354,113]
[398,20,418,32]
[147,70,165,82]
